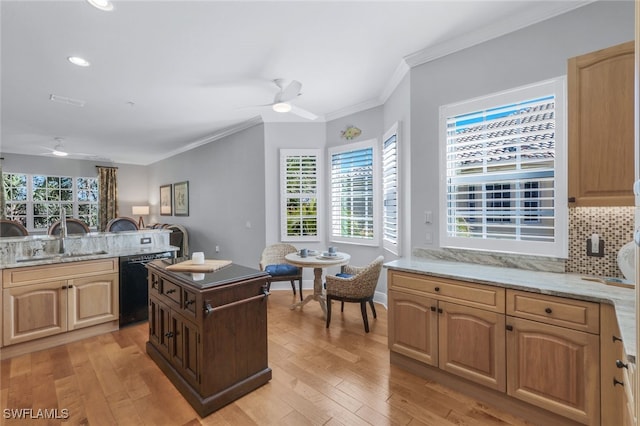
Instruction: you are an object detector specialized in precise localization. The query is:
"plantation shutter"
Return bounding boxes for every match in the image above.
[382,125,399,254]
[445,95,556,242]
[330,146,375,241]
[280,149,319,241]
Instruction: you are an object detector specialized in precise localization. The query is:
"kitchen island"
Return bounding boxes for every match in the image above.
[145,258,272,417]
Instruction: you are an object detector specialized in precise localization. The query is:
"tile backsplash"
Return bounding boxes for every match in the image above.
[565,206,634,278]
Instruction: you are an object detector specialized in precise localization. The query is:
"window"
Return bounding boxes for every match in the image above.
[329,139,380,245]
[3,173,99,231]
[439,77,567,257]
[382,122,400,255]
[280,149,321,241]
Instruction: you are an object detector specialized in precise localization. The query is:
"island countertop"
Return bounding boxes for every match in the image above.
[146,257,269,289]
[385,257,636,362]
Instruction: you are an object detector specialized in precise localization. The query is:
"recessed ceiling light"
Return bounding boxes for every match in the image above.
[68,56,90,67]
[86,0,114,11]
[273,102,292,113]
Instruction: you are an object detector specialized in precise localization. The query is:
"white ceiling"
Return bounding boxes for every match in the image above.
[1,0,591,165]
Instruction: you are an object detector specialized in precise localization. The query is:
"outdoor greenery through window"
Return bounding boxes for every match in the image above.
[329,139,379,245]
[3,173,99,231]
[440,77,567,257]
[280,149,320,241]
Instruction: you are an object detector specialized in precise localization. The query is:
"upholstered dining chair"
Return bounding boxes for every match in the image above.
[48,218,90,235]
[325,255,384,333]
[0,219,29,237]
[259,243,303,301]
[106,216,139,232]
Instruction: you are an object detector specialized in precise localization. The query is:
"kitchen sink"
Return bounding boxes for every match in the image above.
[16,250,109,263]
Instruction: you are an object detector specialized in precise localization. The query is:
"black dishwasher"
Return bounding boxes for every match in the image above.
[119,251,174,327]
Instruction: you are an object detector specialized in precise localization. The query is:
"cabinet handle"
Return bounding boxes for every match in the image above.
[164,332,174,338]
[613,378,625,387]
[68,285,73,288]
[152,280,158,289]
[616,360,629,369]
[437,308,443,314]
[613,335,623,343]
[544,307,552,314]
[434,287,440,292]
[430,306,436,312]
[506,325,513,331]
[568,197,576,203]
[61,285,67,289]
[166,289,176,294]
[185,300,195,306]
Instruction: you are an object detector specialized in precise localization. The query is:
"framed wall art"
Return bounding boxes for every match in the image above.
[173,181,189,216]
[160,184,172,216]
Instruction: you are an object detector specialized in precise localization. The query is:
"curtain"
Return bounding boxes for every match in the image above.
[0,161,6,219]
[97,166,118,231]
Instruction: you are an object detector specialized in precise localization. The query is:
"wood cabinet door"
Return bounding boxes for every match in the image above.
[568,40,635,206]
[2,281,67,346]
[67,273,119,330]
[388,290,438,366]
[170,311,200,390]
[148,297,171,359]
[506,316,600,425]
[438,301,506,392]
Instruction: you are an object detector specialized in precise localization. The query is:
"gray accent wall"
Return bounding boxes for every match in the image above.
[409,0,635,253]
[146,122,266,269]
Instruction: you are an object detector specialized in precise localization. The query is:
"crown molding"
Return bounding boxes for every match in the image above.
[378,59,411,104]
[144,116,264,166]
[404,0,595,68]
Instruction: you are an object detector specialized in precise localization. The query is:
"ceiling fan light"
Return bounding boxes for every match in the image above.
[86,0,114,11]
[273,102,292,113]
[52,149,68,157]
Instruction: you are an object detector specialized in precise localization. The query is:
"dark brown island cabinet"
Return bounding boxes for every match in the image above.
[145,258,272,417]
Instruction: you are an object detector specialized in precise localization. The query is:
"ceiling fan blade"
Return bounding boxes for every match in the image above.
[280,80,302,102]
[289,104,318,120]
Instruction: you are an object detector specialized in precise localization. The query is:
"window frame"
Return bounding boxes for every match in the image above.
[279,149,322,242]
[438,77,568,258]
[328,138,381,247]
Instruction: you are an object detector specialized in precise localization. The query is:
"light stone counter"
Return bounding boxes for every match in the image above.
[0,229,177,269]
[385,258,636,362]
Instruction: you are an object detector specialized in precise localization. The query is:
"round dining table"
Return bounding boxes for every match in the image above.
[284,251,350,317]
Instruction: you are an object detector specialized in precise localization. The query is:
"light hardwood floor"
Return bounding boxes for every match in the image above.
[0,290,534,425]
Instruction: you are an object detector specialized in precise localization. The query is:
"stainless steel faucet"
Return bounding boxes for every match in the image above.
[59,207,68,254]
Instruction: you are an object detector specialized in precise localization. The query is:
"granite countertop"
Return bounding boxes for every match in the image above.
[385,258,636,362]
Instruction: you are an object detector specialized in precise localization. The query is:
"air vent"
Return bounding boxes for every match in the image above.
[49,94,86,107]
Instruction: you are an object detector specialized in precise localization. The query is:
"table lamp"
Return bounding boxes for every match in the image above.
[132,205,150,229]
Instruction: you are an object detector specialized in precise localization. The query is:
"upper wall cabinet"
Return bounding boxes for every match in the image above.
[568,41,635,206]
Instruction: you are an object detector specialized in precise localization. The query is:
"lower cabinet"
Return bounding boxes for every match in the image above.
[3,264,119,347]
[506,316,600,424]
[388,270,610,426]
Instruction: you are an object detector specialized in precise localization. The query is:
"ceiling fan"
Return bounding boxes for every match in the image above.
[265,79,318,120]
[39,137,107,160]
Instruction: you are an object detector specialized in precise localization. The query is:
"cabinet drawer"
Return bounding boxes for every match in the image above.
[183,288,197,317]
[3,258,118,288]
[507,290,599,333]
[160,280,182,307]
[389,271,504,313]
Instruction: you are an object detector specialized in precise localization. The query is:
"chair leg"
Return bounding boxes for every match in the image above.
[290,280,296,297]
[369,300,377,319]
[297,278,303,301]
[326,296,332,328]
[341,301,344,312]
[360,301,370,333]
